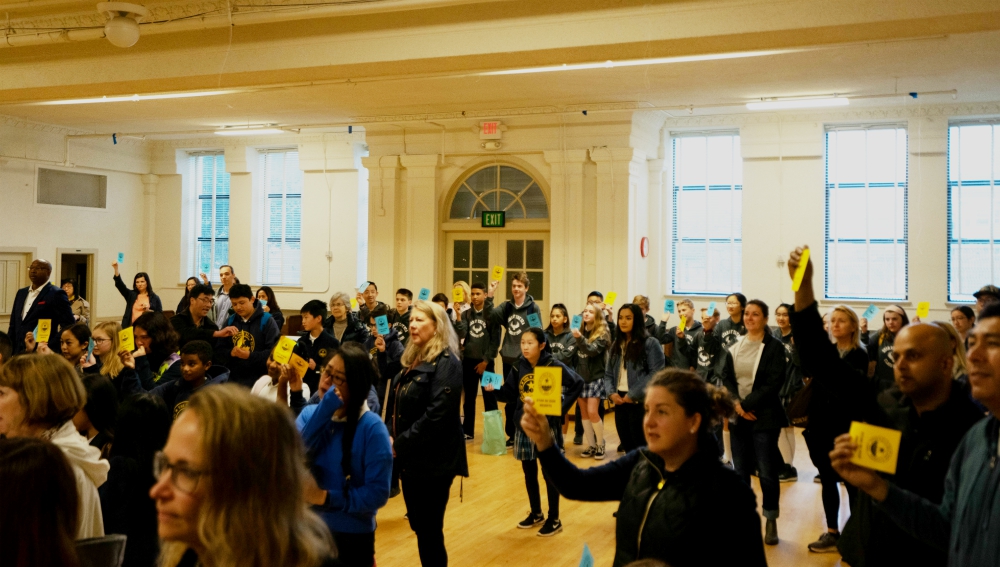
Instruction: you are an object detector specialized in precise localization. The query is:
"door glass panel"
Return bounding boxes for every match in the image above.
[453,270,470,286]
[526,240,544,269]
[507,240,524,269]
[527,271,544,301]
[471,271,490,287]
[472,240,490,269]
[453,240,470,268]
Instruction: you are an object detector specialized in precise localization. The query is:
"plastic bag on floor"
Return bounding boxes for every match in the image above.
[481,409,506,456]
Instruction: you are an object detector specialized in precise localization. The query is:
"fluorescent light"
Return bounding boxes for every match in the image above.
[33,90,240,106]
[214,128,286,136]
[746,97,850,110]
[479,48,805,76]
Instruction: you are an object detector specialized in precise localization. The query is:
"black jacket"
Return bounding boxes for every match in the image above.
[357,300,388,326]
[678,326,727,387]
[495,352,584,431]
[99,455,161,567]
[388,307,411,345]
[219,307,281,387]
[721,332,789,431]
[114,274,163,329]
[573,331,610,384]
[175,281,213,313]
[324,311,370,345]
[170,311,219,350]
[384,350,468,479]
[7,282,76,354]
[539,441,765,567]
[463,301,500,361]
[295,330,341,394]
[363,330,403,386]
[546,329,576,367]
[661,320,702,370]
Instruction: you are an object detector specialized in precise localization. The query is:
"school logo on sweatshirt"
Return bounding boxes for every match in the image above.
[881,344,895,368]
[720,329,741,347]
[508,314,527,336]
[468,319,487,339]
[173,401,188,420]
[518,373,535,402]
[697,347,712,368]
[318,348,329,359]
[232,331,255,352]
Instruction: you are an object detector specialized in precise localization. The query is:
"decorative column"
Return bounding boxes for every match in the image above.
[591,147,647,300]
[361,155,402,291]
[224,145,253,279]
[140,173,159,275]
[543,149,589,312]
[399,155,441,290]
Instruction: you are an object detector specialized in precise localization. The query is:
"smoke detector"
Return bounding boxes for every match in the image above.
[97,2,150,48]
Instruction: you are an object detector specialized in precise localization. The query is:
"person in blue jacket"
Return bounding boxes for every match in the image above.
[219,284,280,387]
[605,304,667,454]
[299,343,393,567]
[487,327,583,537]
[7,259,75,354]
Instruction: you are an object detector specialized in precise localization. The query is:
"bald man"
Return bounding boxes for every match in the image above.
[7,259,75,354]
[786,246,984,566]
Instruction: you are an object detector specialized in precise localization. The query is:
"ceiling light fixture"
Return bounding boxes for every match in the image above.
[34,90,239,106]
[746,97,850,110]
[214,127,287,136]
[97,2,150,48]
[479,48,806,76]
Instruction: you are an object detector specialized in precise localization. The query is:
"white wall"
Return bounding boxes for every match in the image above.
[0,118,149,323]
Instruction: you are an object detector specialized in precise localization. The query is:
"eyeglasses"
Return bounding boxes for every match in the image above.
[321,367,347,386]
[93,338,111,344]
[194,296,214,304]
[153,451,207,494]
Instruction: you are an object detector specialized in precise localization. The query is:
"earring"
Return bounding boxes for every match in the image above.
[690,428,697,434]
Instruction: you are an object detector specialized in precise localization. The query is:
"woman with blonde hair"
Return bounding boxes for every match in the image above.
[573,302,611,459]
[0,354,109,538]
[151,383,334,567]
[383,300,466,567]
[829,305,869,375]
[89,320,142,400]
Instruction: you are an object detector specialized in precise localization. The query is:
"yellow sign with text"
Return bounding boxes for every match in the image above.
[849,421,902,475]
[289,353,310,379]
[273,336,297,364]
[119,326,135,352]
[36,319,52,343]
[605,292,617,307]
[532,366,563,417]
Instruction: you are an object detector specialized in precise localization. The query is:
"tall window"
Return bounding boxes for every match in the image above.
[671,133,742,295]
[825,126,908,300]
[257,149,302,286]
[189,153,229,280]
[948,122,1000,302]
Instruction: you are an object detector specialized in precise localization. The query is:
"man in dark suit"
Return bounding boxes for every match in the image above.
[8,259,75,354]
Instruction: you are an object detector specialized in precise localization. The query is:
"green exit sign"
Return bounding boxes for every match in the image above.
[482,211,506,228]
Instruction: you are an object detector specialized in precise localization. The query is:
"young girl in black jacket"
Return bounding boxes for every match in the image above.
[486,327,583,537]
[522,368,765,567]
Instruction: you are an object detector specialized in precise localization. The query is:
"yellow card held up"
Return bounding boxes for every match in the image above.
[532,366,563,417]
[792,247,810,292]
[273,336,297,364]
[491,265,504,281]
[36,319,52,343]
[916,302,930,319]
[452,287,465,303]
[350,298,358,310]
[289,353,310,379]
[605,292,618,306]
[679,316,687,332]
[848,421,902,475]
[119,326,135,352]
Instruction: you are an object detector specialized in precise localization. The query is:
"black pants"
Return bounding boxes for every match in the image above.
[804,428,857,530]
[502,359,517,439]
[332,531,375,567]
[614,393,646,452]
[375,375,389,418]
[731,421,782,518]
[573,397,606,436]
[522,458,559,520]
[401,473,454,567]
[462,358,498,437]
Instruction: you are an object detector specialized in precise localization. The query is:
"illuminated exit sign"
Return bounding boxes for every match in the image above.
[480,121,502,140]
[482,211,506,228]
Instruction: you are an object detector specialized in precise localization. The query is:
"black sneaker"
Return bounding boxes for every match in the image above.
[518,512,544,529]
[580,446,596,458]
[617,445,626,454]
[389,486,401,498]
[808,532,840,553]
[594,445,606,460]
[464,434,474,441]
[814,474,823,484]
[573,434,583,445]
[764,519,778,545]
[779,465,798,483]
[506,439,514,449]
[537,519,563,537]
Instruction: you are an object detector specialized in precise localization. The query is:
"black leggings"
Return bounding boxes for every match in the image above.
[462,358,498,437]
[522,459,559,520]
[804,429,857,530]
[614,395,646,452]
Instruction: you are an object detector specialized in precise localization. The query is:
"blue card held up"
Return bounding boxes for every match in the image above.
[707,301,717,316]
[481,371,503,389]
[664,299,675,314]
[862,304,878,321]
[418,288,431,301]
[527,313,542,328]
[571,314,583,330]
[375,315,390,335]
[117,252,125,264]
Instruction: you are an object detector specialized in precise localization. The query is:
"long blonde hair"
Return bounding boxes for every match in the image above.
[400,300,460,367]
[830,305,861,348]
[583,304,610,343]
[158,384,332,567]
[93,321,125,378]
[933,321,968,377]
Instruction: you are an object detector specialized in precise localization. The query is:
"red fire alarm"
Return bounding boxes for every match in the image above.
[640,237,649,258]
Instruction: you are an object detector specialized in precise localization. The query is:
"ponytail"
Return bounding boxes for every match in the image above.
[647,368,734,433]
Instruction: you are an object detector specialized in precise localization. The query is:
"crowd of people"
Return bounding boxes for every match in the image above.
[1,252,999,567]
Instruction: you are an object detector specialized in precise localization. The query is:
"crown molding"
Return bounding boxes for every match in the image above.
[356,101,643,124]
[663,102,1000,128]
[1,114,88,136]
[148,131,364,149]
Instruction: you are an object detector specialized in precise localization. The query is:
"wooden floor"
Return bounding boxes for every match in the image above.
[373,399,850,567]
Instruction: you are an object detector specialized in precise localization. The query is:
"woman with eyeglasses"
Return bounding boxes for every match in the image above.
[325,292,370,344]
[150,384,335,567]
[89,321,143,401]
[300,343,393,567]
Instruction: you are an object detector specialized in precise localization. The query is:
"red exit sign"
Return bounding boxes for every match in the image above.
[480,121,502,140]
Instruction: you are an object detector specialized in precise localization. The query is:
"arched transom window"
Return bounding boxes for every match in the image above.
[449,165,549,220]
